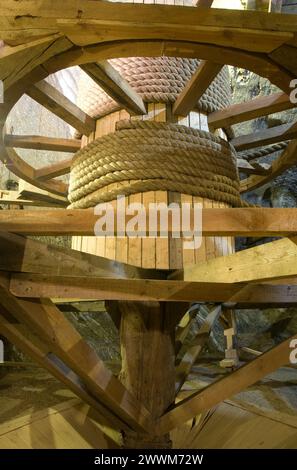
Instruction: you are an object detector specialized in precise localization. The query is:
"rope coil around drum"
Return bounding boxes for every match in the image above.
[77,58,231,121]
[68,120,247,209]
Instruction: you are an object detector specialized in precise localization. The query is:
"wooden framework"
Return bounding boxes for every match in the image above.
[1,4,297,195]
[0,1,297,448]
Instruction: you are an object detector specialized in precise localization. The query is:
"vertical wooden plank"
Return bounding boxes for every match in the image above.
[155,190,169,269]
[181,193,195,267]
[193,196,207,264]
[213,201,224,258]
[105,199,117,261]
[142,191,156,269]
[189,111,200,130]
[116,195,128,264]
[200,113,209,131]
[168,192,183,269]
[127,193,142,267]
[178,115,189,126]
[154,103,167,123]
[204,199,216,260]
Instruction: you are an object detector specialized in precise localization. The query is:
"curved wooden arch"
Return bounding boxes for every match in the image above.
[0,4,297,195]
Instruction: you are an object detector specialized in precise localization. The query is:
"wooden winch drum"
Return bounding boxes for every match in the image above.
[71,105,236,269]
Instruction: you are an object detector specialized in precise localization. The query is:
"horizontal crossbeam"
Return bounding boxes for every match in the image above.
[8,273,297,307]
[0,208,297,237]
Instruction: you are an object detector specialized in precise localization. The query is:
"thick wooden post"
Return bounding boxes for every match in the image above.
[118,301,176,448]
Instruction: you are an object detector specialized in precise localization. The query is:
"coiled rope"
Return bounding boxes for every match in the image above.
[68,120,246,209]
[77,57,231,120]
[238,141,288,162]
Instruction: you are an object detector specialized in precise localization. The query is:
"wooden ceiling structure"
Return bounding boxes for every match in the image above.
[1,1,297,448]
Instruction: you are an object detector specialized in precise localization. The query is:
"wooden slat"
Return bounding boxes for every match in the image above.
[1,208,297,237]
[208,92,295,130]
[240,139,297,193]
[4,135,81,153]
[26,80,95,136]
[0,190,62,207]
[0,232,165,279]
[177,235,297,284]
[9,273,297,306]
[158,333,297,434]
[35,158,72,181]
[0,310,129,432]
[80,61,147,116]
[231,121,297,151]
[0,282,152,433]
[173,61,223,116]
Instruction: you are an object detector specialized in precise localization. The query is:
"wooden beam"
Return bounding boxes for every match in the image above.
[8,273,297,306]
[0,190,62,207]
[0,232,164,280]
[231,122,297,151]
[176,236,297,284]
[35,158,72,181]
[158,333,297,434]
[175,305,222,395]
[17,181,68,207]
[1,208,297,237]
[173,60,223,117]
[0,283,152,433]
[237,158,271,175]
[26,80,95,136]
[4,134,81,153]
[240,139,297,193]
[0,310,129,431]
[80,61,147,116]
[208,92,295,130]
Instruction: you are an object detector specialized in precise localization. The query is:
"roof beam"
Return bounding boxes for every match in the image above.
[26,80,96,136]
[208,92,295,130]
[173,60,223,116]
[80,61,147,116]
[231,121,297,151]
[157,333,297,434]
[4,134,81,153]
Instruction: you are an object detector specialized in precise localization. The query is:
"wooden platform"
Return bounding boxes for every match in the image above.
[1,397,296,449]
